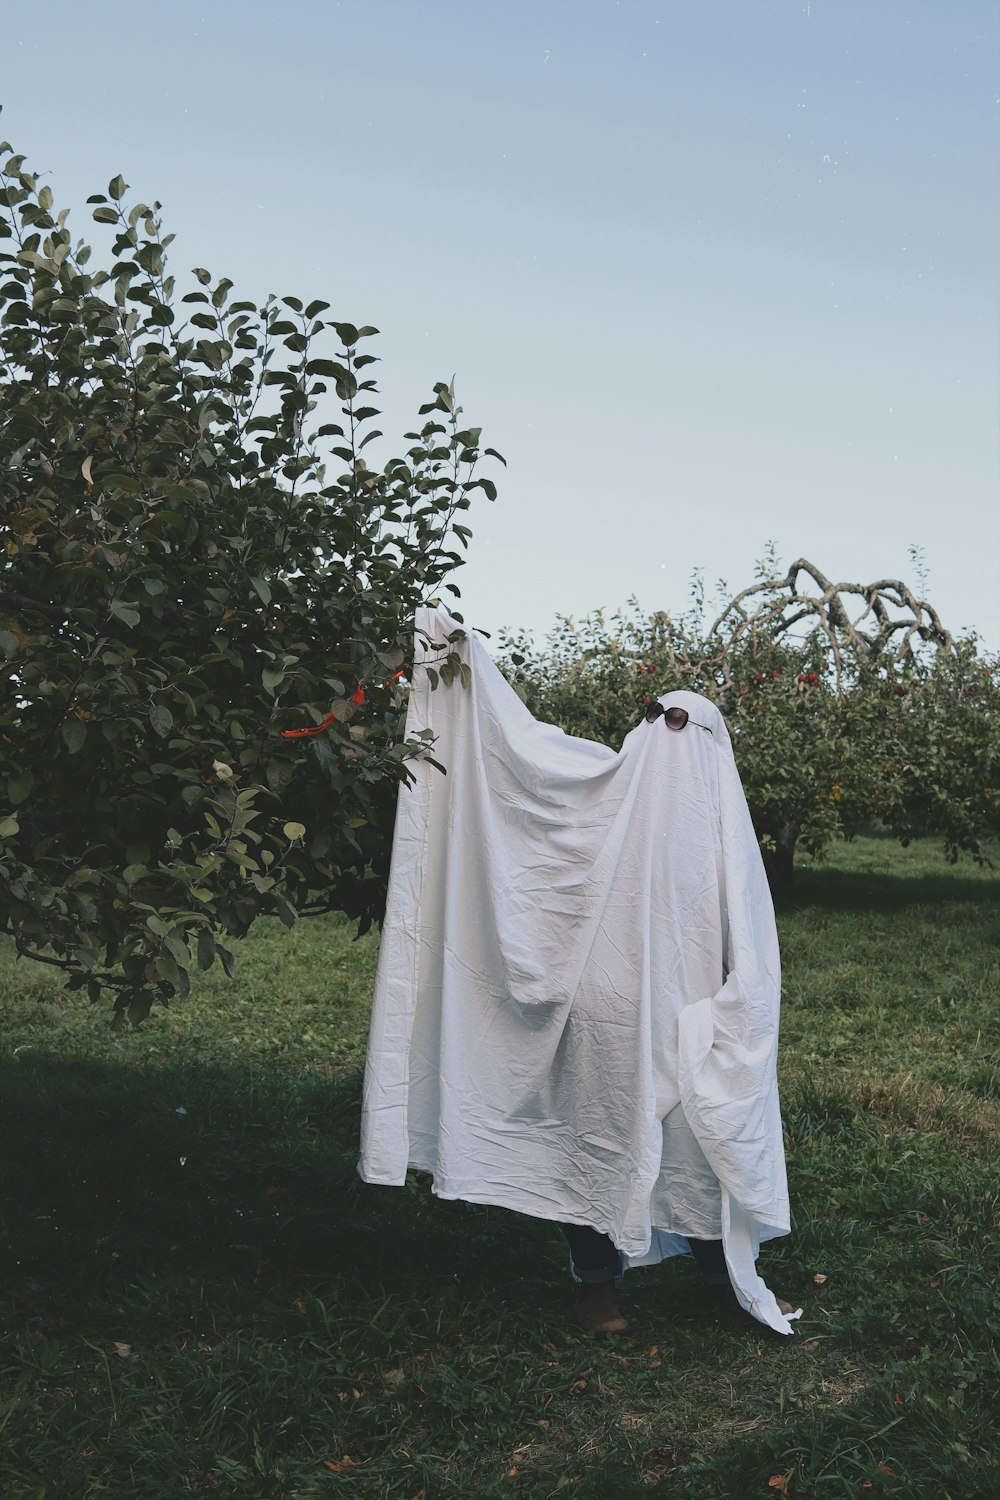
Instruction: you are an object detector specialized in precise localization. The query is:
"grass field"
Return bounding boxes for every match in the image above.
[1,835,997,1499]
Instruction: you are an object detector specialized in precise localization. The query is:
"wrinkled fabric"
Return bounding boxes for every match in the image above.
[359,607,796,1334]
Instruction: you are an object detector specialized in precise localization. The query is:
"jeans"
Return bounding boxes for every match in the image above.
[563,1223,729,1287]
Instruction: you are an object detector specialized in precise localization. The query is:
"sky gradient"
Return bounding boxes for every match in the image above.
[3,0,998,647]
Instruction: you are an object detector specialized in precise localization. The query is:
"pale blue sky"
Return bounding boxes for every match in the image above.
[3,0,998,646]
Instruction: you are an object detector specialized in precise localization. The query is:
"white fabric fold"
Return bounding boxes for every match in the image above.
[359,606,796,1335]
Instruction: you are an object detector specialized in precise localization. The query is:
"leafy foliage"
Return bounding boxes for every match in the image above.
[499,570,999,889]
[0,144,503,1019]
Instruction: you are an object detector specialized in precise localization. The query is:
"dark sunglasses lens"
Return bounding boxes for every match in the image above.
[664,707,689,731]
[644,703,663,724]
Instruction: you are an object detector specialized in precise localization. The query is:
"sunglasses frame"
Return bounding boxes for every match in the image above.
[643,702,713,735]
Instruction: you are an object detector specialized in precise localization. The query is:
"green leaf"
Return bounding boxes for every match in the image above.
[212,278,234,309]
[283,821,306,841]
[92,206,119,224]
[8,774,33,810]
[127,993,153,1027]
[109,599,140,628]
[61,718,87,753]
[149,704,173,737]
[305,358,349,380]
[103,472,143,494]
[197,929,216,970]
[108,174,127,201]
[0,813,19,838]
[164,934,190,966]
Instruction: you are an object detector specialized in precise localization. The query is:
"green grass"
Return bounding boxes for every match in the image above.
[1,835,997,1499]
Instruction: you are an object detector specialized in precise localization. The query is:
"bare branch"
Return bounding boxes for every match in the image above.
[704,555,954,683]
[0,589,67,620]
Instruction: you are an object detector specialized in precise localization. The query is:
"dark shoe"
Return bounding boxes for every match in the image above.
[574,1282,629,1336]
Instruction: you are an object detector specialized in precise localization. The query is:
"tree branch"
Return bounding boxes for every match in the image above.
[0,588,66,620]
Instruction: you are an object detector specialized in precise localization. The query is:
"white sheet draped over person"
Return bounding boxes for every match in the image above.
[359,606,800,1336]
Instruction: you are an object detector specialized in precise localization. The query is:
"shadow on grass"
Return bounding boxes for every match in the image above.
[780,863,997,916]
[2,1038,998,1495]
[0,1050,557,1330]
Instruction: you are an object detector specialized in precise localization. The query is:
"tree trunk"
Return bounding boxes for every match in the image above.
[762,821,799,896]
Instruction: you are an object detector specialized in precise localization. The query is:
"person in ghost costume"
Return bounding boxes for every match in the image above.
[359,607,800,1337]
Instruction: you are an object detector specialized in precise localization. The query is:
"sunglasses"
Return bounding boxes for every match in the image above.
[643,702,713,735]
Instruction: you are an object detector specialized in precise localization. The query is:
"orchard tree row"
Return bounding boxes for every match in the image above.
[499,558,999,890]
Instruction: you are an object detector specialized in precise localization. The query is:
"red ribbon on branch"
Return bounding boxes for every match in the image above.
[281,710,338,740]
[280,673,407,739]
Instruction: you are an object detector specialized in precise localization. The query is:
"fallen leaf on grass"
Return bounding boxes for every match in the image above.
[323,1456,357,1472]
[568,1379,588,1395]
[642,1452,677,1481]
[111,1342,134,1358]
[768,1477,789,1495]
[813,1273,828,1284]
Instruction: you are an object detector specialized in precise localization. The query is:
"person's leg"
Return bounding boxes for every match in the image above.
[689,1236,794,1316]
[688,1236,728,1288]
[563,1225,621,1283]
[561,1225,628,1334]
